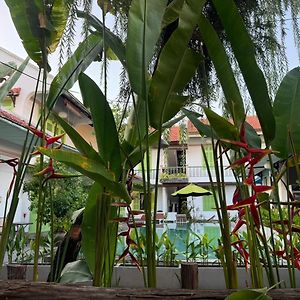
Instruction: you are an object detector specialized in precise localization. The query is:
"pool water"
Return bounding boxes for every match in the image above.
[117,223,221,264]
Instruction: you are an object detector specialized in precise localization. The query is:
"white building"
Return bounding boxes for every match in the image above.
[0,47,95,228]
[135,116,263,222]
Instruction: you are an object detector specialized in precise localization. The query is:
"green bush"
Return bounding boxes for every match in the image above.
[23,159,92,232]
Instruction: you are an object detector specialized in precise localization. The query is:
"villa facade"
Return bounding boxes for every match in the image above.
[0,47,94,226]
[135,116,263,222]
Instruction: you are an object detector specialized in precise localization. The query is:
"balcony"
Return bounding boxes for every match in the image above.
[135,166,235,184]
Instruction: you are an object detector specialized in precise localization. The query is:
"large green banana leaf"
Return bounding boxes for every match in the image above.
[203,108,239,142]
[46,34,103,110]
[123,94,147,149]
[272,67,300,158]
[198,14,244,125]
[79,73,122,179]
[38,148,131,203]
[0,57,30,106]
[127,0,168,96]
[81,183,102,277]
[182,108,214,138]
[162,0,185,28]
[212,0,275,145]
[77,11,126,68]
[81,182,118,282]
[4,0,68,69]
[149,0,205,129]
[59,260,92,283]
[52,112,101,163]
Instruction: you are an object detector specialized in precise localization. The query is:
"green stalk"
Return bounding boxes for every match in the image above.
[93,191,105,286]
[287,132,298,287]
[33,187,46,281]
[0,68,41,266]
[141,0,156,287]
[33,21,49,280]
[49,183,54,282]
[245,208,260,287]
[201,144,236,288]
[269,153,295,287]
[257,208,276,286]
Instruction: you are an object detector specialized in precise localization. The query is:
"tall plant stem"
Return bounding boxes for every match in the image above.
[269,153,295,287]
[129,90,149,287]
[0,68,41,266]
[49,183,55,282]
[93,190,112,287]
[257,208,276,286]
[245,207,263,288]
[201,143,236,288]
[33,35,48,278]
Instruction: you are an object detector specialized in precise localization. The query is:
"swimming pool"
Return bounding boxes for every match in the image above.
[117,222,221,265]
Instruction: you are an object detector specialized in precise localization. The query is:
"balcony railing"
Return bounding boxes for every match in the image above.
[135,165,234,183]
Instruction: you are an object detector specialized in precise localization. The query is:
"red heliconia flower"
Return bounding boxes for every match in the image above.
[231,219,246,235]
[252,185,273,193]
[113,200,141,270]
[250,203,260,228]
[34,159,55,177]
[293,247,300,270]
[233,187,242,205]
[244,166,254,185]
[238,208,246,219]
[46,133,65,146]
[221,139,249,150]
[275,247,300,270]
[27,125,44,138]
[227,195,256,210]
[27,125,64,147]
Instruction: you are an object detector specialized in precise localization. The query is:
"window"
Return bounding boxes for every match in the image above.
[203,194,215,211]
[132,198,140,210]
[202,144,214,167]
[2,96,13,111]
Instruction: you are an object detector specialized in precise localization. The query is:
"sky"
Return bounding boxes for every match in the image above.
[0,1,299,103]
[0,0,122,101]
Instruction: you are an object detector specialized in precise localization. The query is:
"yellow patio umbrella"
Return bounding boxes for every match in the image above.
[171,183,212,197]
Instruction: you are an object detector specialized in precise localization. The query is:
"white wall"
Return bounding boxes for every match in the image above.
[0,47,53,125]
[0,154,30,224]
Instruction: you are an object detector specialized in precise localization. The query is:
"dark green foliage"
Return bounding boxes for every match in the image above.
[23,160,92,232]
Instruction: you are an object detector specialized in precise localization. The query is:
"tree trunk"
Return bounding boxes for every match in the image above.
[0,281,299,299]
[181,262,198,289]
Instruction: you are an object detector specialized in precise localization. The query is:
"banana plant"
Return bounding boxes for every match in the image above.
[4,0,69,70]
[0,34,103,276]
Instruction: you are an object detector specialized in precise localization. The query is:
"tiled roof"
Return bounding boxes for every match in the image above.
[169,126,180,142]
[188,115,261,134]
[0,109,28,128]
[245,116,261,131]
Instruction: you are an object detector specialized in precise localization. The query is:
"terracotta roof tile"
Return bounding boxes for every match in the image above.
[169,126,179,142]
[187,115,261,134]
[0,109,28,128]
[245,116,261,130]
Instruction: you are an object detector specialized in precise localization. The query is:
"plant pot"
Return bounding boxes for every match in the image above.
[7,263,27,280]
